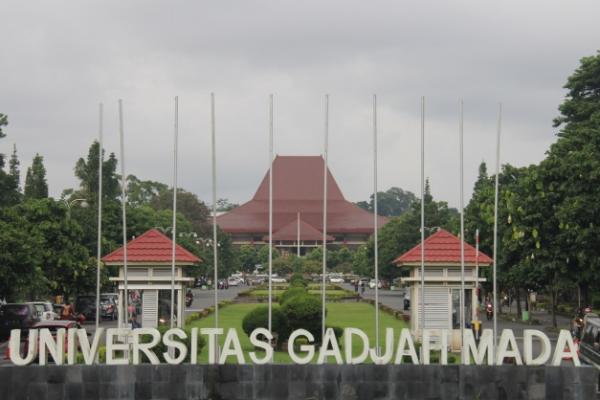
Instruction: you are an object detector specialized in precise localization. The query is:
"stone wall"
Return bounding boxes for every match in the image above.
[0,364,596,400]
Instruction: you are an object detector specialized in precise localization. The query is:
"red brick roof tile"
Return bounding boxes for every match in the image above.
[393,228,492,265]
[264,218,334,242]
[102,229,201,264]
[216,156,388,235]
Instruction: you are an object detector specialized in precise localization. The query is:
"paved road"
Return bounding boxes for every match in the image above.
[186,285,247,312]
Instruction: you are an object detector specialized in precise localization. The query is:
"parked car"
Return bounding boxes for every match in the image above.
[329,277,344,284]
[74,295,97,321]
[99,296,118,320]
[271,277,287,284]
[26,302,57,321]
[579,314,600,368]
[368,279,384,289]
[5,320,80,363]
[0,303,39,340]
[227,277,244,286]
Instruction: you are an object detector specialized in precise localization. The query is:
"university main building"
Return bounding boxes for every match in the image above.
[217,156,388,254]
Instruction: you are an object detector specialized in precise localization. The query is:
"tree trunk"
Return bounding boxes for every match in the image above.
[551,287,557,328]
[516,288,522,318]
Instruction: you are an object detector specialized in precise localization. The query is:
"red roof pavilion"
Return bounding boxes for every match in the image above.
[102,229,201,265]
[216,156,388,240]
[393,228,492,265]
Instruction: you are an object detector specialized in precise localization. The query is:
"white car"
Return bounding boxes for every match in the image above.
[227,277,243,286]
[369,279,382,289]
[271,277,287,284]
[329,277,344,284]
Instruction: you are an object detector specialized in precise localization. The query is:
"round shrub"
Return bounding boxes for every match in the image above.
[289,273,308,288]
[326,325,343,341]
[281,294,322,342]
[242,305,289,346]
[279,286,307,305]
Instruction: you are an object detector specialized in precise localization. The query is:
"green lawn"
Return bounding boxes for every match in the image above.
[188,302,407,363]
[247,289,355,299]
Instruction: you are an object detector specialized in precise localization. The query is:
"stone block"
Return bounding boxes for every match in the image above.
[82,382,100,400]
[152,364,171,382]
[185,364,204,384]
[82,365,100,383]
[271,364,290,381]
[102,383,123,399]
[135,382,153,400]
[25,383,48,400]
[237,364,254,382]
[219,363,238,382]
[64,382,83,400]
[46,383,64,400]
[135,364,153,382]
[65,365,82,383]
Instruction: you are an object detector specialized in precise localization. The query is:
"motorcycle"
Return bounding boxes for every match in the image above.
[185,291,194,307]
[486,302,494,321]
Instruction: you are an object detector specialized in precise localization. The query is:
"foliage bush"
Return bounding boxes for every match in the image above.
[279,286,308,305]
[326,325,343,340]
[281,294,323,343]
[241,305,289,347]
[289,273,308,288]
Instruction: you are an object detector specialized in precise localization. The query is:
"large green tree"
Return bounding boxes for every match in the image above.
[0,114,21,207]
[127,175,168,207]
[366,180,459,281]
[356,186,417,217]
[150,189,211,236]
[24,153,48,199]
[74,141,120,201]
[0,208,45,301]
[539,50,600,306]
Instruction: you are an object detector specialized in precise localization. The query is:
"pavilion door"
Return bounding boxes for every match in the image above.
[421,287,450,330]
[142,290,158,328]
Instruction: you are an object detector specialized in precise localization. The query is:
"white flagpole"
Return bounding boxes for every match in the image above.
[268,94,274,341]
[475,229,480,319]
[420,96,425,339]
[493,103,502,357]
[297,212,301,257]
[372,94,380,353]
[118,99,129,328]
[322,94,329,342]
[211,93,219,336]
[170,96,179,329]
[95,103,103,333]
[459,99,465,352]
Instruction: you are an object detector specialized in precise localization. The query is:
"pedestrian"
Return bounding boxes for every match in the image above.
[361,281,365,295]
[354,280,359,293]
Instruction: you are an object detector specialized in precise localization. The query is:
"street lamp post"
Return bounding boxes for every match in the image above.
[63,198,88,219]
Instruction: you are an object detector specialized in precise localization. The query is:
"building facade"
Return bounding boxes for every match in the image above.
[217,155,388,254]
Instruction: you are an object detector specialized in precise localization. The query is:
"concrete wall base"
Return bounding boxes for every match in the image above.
[0,364,596,400]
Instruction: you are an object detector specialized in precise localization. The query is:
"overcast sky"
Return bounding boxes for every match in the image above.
[1,1,599,208]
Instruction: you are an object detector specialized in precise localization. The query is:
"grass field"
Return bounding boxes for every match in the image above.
[188,302,408,363]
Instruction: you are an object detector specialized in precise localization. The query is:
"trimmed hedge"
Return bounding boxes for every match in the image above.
[289,273,308,288]
[241,305,289,347]
[279,287,308,305]
[281,294,322,343]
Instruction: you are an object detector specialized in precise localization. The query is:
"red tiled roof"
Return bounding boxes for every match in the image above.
[265,218,334,242]
[102,229,201,264]
[393,228,492,265]
[216,156,388,235]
